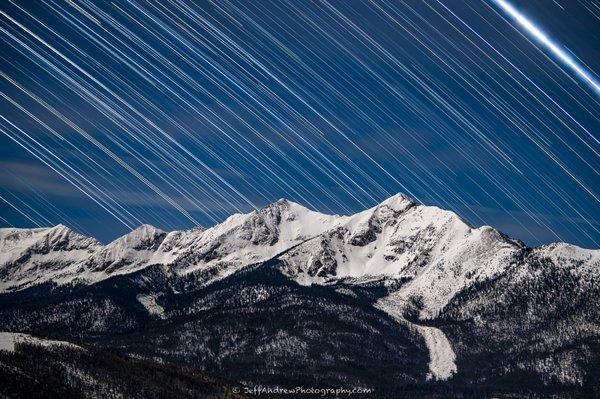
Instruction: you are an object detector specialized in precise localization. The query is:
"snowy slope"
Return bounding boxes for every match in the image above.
[376,296,456,381]
[0,332,79,353]
[155,199,344,278]
[0,198,343,292]
[279,193,523,317]
[0,225,100,292]
[0,193,598,387]
[89,224,167,274]
[534,242,600,275]
[436,242,600,388]
[0,194,596,311]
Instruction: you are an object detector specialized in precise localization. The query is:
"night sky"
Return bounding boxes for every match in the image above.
[1,0,599,247]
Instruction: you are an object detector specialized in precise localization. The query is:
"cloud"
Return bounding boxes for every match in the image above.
[0,161,82,198]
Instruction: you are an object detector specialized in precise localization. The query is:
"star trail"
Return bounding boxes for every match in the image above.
[0,0,599,247]
[493,0,600,95]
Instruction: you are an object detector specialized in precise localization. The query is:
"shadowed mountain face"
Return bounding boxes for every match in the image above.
[0,262,428,394]
[0,195,598,398]
[434,249,600,397]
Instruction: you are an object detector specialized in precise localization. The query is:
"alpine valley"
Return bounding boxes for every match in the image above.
[0,194,598,398]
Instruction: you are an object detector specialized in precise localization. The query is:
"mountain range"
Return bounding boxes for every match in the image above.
[0,194,598,398]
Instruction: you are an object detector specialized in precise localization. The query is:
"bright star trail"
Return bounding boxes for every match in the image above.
[492,0,600,96]
[0,0,599,247]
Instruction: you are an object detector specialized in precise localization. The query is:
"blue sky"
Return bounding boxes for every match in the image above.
[1,0,599,247]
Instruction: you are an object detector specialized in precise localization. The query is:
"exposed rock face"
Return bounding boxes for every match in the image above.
[0,225,101,291]
[279,194,523,319]
[0,198,341,292]
[89,224,167,273]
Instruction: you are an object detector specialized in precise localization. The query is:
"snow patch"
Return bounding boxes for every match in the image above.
[376,297,457,381]
[0,332,79,353]
[415,325,457,380]
[136,294,165,317]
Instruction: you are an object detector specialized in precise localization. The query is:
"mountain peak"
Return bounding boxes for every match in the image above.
[105,224,166,253]
[269,198,310,212]
[131,224,164,236]
[44,224,100,248]
[377,193,416,212]
[110,224,164,242]
[45,224,78,238]
[258,198,326,223]
[2,196,597,297]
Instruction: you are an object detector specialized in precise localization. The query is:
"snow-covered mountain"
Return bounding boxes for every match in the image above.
[279,193,526,317]
[89,224,167,274]
[0,198,342,292]
[4,193,592,319]
[0,194,598,397]
[0,224,101,292]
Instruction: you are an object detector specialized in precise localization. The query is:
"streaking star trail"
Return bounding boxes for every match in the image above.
[491,0,600,96]
[0,0,598,247]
